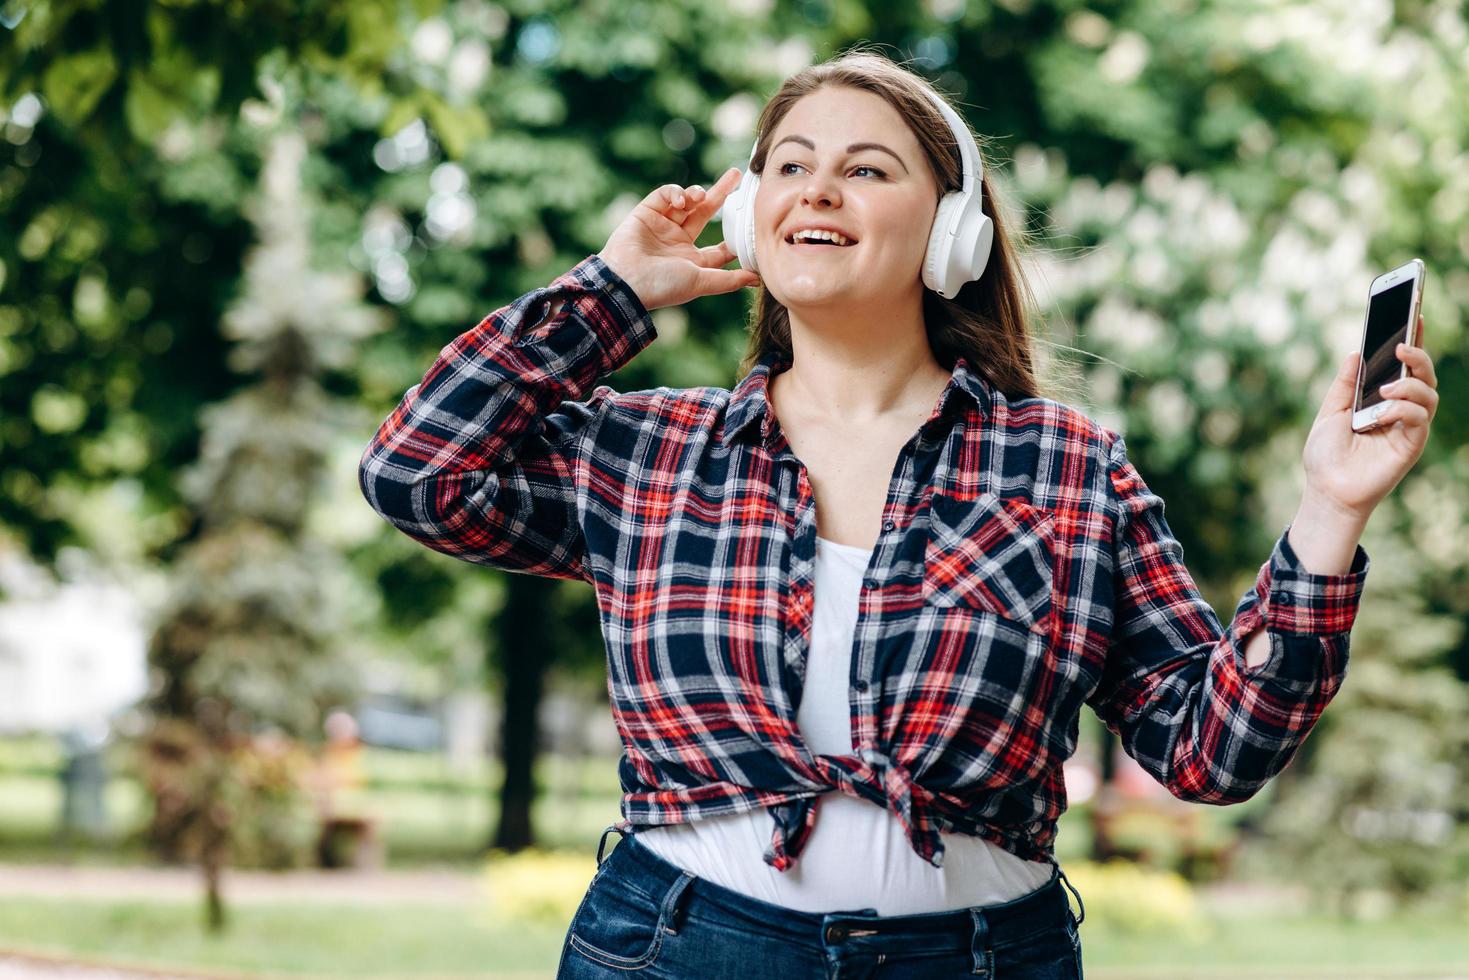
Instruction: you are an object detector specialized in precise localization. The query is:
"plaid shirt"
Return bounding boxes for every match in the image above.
[360,253,1371,872]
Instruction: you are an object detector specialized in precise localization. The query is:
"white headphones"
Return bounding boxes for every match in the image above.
[718,87,993,301]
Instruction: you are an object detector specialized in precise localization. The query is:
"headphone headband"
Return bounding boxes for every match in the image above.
[920,87,983,198]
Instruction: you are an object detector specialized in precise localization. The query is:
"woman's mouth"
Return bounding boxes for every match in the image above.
[783,233,859,252]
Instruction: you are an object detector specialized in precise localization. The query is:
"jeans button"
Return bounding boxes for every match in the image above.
[826,923,848,944]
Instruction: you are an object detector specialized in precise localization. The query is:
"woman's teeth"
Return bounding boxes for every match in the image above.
[786,230,856,246]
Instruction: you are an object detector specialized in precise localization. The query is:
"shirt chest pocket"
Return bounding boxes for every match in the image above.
[921,491,1058,635]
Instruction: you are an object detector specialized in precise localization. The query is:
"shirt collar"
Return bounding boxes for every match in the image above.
[720,350,994,448]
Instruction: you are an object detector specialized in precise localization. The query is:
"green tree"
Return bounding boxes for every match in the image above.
[0,0,463,563]
[139,126,385,931]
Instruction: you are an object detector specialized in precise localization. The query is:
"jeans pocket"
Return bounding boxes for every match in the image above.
[567,879,665,971]
[566,858,693,973]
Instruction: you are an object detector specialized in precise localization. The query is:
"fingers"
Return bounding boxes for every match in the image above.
[670,184,704,213]
[1396,340,1437,388]
[695,241,737,266]
[640,169,744,229]
[678,167,745,233]
[1377,374,1439,419]
[1319,349,1361,418]
[706,166,743,204]
[1371,397,1431,431]
[637,183,701,226]
[695,242,760,289]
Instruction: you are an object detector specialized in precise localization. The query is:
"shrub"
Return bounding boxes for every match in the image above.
[482,847,598,926]
[1065,859,1210,940]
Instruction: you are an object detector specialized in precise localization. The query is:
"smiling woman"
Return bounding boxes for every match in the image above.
[729,49,1078,409]
[359,42,1403,980]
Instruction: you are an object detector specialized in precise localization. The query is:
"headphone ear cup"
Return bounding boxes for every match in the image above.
[924,193,964,298]
[969,214,994,285]
[743,175,760,272]
[722,171,761,272]
[924,193,993,300]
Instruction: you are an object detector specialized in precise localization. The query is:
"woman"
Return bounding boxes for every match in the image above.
[360,51,1437,980]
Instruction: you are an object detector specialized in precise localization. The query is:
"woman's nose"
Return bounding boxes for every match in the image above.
[800,172,840,206]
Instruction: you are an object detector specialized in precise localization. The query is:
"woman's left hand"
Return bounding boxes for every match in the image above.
[1300,313,1437,523]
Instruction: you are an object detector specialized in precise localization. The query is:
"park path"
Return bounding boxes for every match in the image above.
[0,863,483,904]
[0,948,252,980]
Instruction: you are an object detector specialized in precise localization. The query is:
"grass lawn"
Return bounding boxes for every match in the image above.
[5,737,1464,976]
[0,895,1465,979]
[0,897,562,978]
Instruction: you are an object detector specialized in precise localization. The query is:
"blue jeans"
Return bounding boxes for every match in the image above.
[556,825,1086,979]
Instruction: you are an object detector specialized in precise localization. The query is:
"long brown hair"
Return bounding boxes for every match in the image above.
[739,46,1082,404]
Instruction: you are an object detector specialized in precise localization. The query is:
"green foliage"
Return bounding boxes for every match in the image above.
[40,45,116,126]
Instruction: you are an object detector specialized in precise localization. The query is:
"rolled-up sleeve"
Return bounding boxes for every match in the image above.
[358,253,656,582]
[1085,431,1370,803]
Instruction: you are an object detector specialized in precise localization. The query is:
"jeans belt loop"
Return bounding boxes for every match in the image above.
[659,871,696,936]
[969,907,993,976]
[1056,865,1086,925]
[596,823,625,866]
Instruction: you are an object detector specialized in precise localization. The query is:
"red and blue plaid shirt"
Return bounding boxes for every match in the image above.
[360,253,1370,872]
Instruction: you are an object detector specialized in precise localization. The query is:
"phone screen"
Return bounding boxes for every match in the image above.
[1357,278,1415,412]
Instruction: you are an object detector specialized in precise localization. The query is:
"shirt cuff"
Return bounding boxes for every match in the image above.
[547,253,658,376]
[1260,523,1370,635]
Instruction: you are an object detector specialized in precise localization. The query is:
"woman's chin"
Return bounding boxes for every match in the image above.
[769,280,866,306]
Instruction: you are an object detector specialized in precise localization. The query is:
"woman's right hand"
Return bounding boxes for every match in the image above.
[597,166,760,313]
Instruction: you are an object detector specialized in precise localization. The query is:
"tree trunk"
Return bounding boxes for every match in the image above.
[200,758,229,933]
[487,574,554,853]
[1089,723,1120,862]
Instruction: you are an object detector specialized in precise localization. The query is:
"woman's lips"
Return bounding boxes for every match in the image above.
[784,239,858,252]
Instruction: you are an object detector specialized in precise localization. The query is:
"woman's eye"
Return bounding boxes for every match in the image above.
[776,162,885,178]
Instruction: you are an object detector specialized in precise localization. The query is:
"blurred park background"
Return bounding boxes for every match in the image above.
[2,0,1468,977]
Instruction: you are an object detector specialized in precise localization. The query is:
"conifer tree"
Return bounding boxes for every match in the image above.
[139,127,386,931]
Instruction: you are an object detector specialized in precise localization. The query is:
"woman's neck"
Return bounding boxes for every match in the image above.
[772,312,950,425]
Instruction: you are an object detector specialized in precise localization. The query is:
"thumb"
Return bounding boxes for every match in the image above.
[1318,349,1360,418]
[698,266,762,296]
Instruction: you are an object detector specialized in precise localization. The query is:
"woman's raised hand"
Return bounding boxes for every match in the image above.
[596,166,760,313]
[1300,314,1438,523]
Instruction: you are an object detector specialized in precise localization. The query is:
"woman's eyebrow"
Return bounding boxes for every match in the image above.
[771,134,910,174]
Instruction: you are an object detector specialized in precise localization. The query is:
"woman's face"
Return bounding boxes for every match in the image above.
[754,86,940,314]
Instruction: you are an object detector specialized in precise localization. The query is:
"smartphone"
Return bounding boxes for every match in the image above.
[1352,258,1425,433]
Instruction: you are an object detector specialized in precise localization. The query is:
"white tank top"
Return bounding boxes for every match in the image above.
[635,534,1056,915]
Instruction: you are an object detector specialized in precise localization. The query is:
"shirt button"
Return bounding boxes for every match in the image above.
[826,924,848,944]
[863,578,878,590]
[882,520,896,532]
[854,680,869,693]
